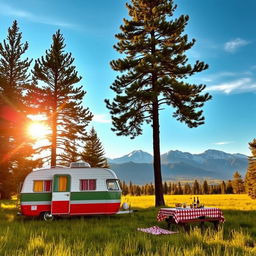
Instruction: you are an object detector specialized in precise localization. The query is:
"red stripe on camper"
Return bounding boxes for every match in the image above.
[51,201,70,214]
[70,202,120,215]
[21,205,51,216]
[21,202,120,217]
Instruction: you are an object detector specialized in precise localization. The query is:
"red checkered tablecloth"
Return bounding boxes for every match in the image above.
[157,207,225,224]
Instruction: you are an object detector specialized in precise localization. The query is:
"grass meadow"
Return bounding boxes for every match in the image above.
[1,194,256,256]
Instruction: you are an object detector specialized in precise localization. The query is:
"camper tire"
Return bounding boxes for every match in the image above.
[41,212,54,221]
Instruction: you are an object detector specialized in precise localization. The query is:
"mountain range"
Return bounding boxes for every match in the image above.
[108,149,248,184]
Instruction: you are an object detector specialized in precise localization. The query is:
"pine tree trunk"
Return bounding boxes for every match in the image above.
[51,118,57,167]
[151,30,165,207]
[152,100,165,206]
[51,88,57,167]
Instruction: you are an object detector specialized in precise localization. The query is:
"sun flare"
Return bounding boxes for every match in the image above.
[27,122,50,139]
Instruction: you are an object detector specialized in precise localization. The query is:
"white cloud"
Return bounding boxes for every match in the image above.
[224,38,250,53]
[213,141,233,146]
[206,78,256,94]
[200,72,237,83]
[92,114,111,124]
[0,3,77,29]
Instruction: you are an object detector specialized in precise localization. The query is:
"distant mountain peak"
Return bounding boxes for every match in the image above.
[128,150,147,157]
[109,149,248,184]
[200,149,234,159]
[109,150,153,164]
[203,149,227,154]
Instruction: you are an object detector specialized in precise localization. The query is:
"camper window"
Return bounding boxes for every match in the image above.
[33,180,52,192]
[80,179,96,191]
[106,180,119,191]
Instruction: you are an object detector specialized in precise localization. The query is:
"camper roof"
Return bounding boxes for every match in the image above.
[33,166,66,172]
[33,162,91,171]
[70,162,91,168]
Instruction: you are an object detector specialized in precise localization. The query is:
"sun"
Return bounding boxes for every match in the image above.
[27,122,50,139]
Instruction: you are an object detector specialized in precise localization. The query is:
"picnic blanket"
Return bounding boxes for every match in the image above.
[137,226,178,235]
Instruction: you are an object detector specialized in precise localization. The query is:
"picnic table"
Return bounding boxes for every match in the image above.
[157,207,225,231]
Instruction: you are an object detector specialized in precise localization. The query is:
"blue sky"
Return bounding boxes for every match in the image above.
[0,0,256,158]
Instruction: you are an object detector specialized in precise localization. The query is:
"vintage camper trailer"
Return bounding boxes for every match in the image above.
[19,162,122,220]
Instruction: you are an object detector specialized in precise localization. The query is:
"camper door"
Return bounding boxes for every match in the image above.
[51,175,71,215]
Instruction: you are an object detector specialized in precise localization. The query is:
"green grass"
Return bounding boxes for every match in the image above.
[1,199,256,256]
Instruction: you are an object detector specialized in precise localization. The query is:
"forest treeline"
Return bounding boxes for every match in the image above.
[121,171,245,196]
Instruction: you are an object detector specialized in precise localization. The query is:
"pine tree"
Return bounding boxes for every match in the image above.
[167,182,172,194]
[0,21,35,198]
[134,185,141,196]
[129,181,134,195]
[232,171,244,194]
[30,30,92,166]
[141,185,145,195]
[80,127,109,168]
[148,183,154,195]
[121,181,129,195]
[105,0,211,206]
[172,183,178,195]
[145,184,149,195]
[192,180,200,194]
[213,184,221,194]
[226,180,233,194]
[245,139,256,198]
[202,180,209,194]
[184,183,191,194]
[0,21,32,99]
[220,181,226,194]
[177,182,183,194]
[163,181,168,194]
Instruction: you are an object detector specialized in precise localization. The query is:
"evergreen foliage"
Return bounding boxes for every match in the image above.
[184,183,191,194]
[220,181,227,194]
[192,180,200,194]
[129,181,134,195]
[106,0,211,206]
[177,182,183,194]
[121,179,245,196]
[202,180,209,194]
[163,181,168,194]
[0,21,36,198]
[29,30,93,166]
[232,171,244,194]
[0,20,32,98]
[121,181,129,195]
[170,183,177,194]
[245,139,256,199]
[59,140,80,167]
[226,180,234,194]
[80,127,109,168]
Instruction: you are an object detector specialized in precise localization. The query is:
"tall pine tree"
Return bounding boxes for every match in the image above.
[80,127,109,168]
[105,0,211,206]
[245,139,256,198]
[0,21,35,198]
[30,30,93,166]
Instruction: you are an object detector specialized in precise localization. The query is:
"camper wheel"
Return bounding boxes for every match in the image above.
[40,212,54,221]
